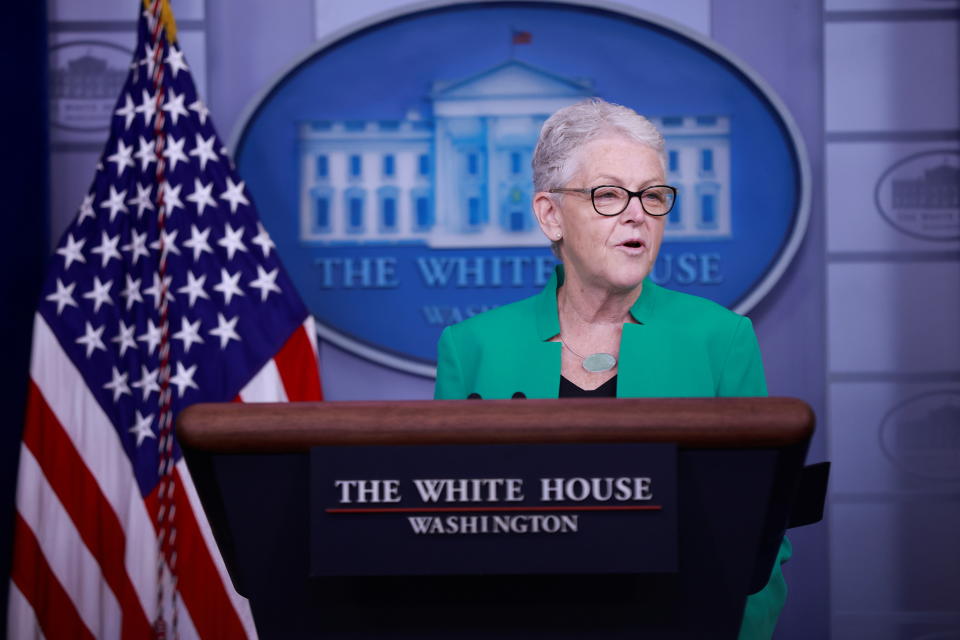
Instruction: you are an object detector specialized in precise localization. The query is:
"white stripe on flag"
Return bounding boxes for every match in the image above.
[238,356,288,402]
[177,460,259,639]
[6,582,46,640]
[155,563,203,640]
[304,315,319,359]
[29,314,159,621]
[16,446,121,639]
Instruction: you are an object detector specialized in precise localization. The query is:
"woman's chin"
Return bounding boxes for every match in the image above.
[590,269,650,295]
[606,262,653,291]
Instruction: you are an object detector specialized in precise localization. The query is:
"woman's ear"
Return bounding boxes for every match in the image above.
[533,192,563,241]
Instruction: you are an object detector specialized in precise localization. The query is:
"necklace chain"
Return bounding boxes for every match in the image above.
[559,338,587,360]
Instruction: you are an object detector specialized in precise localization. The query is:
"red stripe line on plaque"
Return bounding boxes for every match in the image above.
[326,505,663,513]
[21,382,154,639]
[11,512,97,640]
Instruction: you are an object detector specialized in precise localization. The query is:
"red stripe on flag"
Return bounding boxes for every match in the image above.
[273,325,323,401]
[11,512,97,640]
[144,471,249,640]
[21,381,154,639]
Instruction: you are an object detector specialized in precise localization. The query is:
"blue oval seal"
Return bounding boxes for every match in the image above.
[234,2,810,376]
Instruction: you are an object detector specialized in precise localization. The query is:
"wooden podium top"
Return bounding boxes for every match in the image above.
[177,397,814,453]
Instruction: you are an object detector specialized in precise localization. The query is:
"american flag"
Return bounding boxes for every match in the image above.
[8,1,322,638]
[511,30,532,45]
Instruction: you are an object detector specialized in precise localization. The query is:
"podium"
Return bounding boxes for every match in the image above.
[177,397,816,639]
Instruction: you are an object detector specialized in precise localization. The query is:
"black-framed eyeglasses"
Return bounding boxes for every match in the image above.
[549,185,677,217]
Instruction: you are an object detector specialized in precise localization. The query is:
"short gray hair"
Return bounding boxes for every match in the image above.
[532,98,666,258]
[532,98,665,193]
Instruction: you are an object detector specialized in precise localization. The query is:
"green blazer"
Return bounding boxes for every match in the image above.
[435,267,767,400]
[435,266,790,640]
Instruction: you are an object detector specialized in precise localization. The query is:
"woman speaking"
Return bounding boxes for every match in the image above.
[434,98,790,639]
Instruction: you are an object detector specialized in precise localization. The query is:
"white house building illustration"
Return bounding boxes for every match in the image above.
[298,60,731,247]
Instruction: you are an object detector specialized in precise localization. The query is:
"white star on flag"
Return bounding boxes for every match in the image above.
[250,265,282,301]
[82,276,114,313]
[139,42,158,81]
[162,181,185,216]
[56,233,87,270]
[143,272,174,308]
[134,135,156,172]
[188,98,210,125]
[220,177,249,213]
[45,278,78,315]
[127,182,155,218]
[99,185,129,223]
[103,366,132,402]
[128,410,156,447]
[170,361,199,397]
[78,193,96,223]
[163,135,189,172]
[131,364,160,400]
[115,93,136,129]
[189,134,219,171]
[120,273,143,310]
[213,268,245,305]
[91,231,122,268]
[209,312,241,349]
[173,316,205,353]
[177,270,210,307]
[162,88,189,126]
[137,319,162,356]
[76,321,107,358]
[150,228,181,259]
[134,88,156,126]
[112,319,138,357]
[107,139,135,177]
[165,45,189,78]
[120,274,144,310]
[186,178,216,214]
[217,223,247,261]
[140,7,157,33]
[122,228,151,265]
[251,222,276,258]
[184,224,213,261]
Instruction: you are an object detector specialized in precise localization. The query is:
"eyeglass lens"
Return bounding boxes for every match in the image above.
[592,186,675,216]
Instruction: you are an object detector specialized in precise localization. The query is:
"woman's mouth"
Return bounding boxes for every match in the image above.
[617,239,646,253]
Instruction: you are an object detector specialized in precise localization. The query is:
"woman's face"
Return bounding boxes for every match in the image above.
[536,137,666,295]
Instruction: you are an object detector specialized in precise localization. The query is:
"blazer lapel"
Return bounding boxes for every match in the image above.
[523,267,562,398]
[619,279,672,398]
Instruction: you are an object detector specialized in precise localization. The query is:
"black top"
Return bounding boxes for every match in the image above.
[559,375,618,398]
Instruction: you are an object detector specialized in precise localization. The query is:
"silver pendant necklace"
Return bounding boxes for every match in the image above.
[560,339,617,373]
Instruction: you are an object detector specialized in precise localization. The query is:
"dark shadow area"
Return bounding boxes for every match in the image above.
[0,3,49,636]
